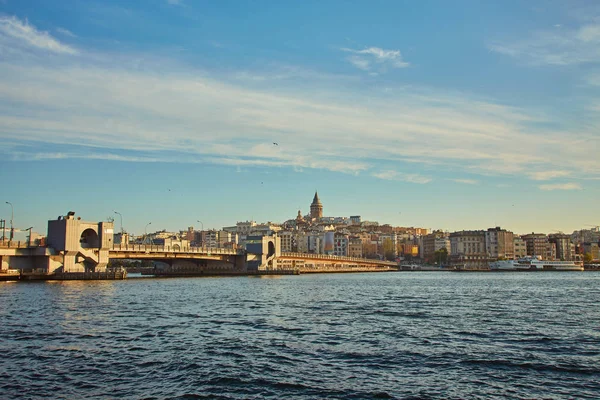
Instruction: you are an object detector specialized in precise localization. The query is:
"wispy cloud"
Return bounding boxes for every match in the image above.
[587,73,600,86]
[489,19,600,66]
[538,183,582,191]
[167,0,183,5]
[0,16,78,55]
[529,170,571,181]
[372,170,431,184]
[341,47,409,72]
[451,179,479,185]
[0,17,599,184]
[56,27,76,38]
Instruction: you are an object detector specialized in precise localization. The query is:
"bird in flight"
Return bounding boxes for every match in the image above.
[273,142,278,146]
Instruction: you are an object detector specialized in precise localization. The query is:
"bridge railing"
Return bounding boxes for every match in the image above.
[280,252,397,265]
[111,244,243,255]
[0,240,36,249]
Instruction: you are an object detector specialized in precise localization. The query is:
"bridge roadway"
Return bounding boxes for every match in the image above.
[109,243,243,259]
[108,244,397,271]
[277,252,398,273]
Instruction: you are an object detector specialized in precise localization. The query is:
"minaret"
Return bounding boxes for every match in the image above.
[310,191,323,219]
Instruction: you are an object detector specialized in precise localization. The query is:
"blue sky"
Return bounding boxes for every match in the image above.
[0,0,598,237]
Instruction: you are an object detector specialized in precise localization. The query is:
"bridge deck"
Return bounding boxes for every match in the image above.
[279,252,398,267]
[110,244,243,256]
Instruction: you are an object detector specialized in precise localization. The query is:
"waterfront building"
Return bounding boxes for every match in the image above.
[401,243,420,258]
[422,231,449,263]
[514,237,527,258]
[308,234,323,254]
[310,191,323,219]
[546,242,557,261]
[521,233,550,259]
[348,237,363,258]
[571,228,600,245]
[333,233,349,256]
[548,233,573,261]
[450,230,487,267]
[359,234,379,258]
[296,232,309,253]
[486,227,515,260]
[279,231,294,252]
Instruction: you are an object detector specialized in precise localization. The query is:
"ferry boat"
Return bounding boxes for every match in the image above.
[489,256,583,271]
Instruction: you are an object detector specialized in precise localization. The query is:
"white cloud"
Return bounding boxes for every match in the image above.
[372,170,398,180]
[404,174,433,184]
[56,27,76,38]
[489,21,600,66]
[342,46,409,72]
[0,16,77,55]
[0,18,599,183]
[587,73,600,86]
[348,56,370,71]
[451,179,478,185]
[538,183,582,191]
[528,170,571,181]
[372,170,431,184]
[576,24,600,42]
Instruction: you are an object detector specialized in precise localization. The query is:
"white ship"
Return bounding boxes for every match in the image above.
[490,256,584,271]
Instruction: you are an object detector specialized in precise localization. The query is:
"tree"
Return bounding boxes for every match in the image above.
[433,247,448,265]
[584,253,593,264]
[383,238,396,261]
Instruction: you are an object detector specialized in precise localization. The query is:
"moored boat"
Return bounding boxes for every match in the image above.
[490,256,583,271]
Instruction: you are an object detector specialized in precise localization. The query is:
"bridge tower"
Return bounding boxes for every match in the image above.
[245,234,281,270]
[46,212,114,273]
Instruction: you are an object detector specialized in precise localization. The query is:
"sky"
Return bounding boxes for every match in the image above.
[0,0,599,237]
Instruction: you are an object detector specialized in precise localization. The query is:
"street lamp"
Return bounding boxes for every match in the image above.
[26,227,33,246]
[113,210,123,234]
[5,201,13,241]
[197,220,204,247]
[144,222,152,244]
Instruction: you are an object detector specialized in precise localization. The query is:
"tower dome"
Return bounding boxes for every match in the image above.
[310,191,323,219]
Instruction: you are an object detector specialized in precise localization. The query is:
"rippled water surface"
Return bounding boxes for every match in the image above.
[1,272,599,399]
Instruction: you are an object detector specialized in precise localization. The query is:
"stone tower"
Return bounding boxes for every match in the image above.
[310,191,323,219]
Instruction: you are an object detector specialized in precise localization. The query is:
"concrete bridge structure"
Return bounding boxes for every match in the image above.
[1,212,398,279]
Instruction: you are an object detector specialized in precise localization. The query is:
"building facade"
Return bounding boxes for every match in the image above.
[422,231,449,262]
[548,234,573,261]
[485,227,515,260]
[521,233,550,259]
[513,237,527,258]
[348,237,363,258]
[449,230,487,267]
[333,233,349,257]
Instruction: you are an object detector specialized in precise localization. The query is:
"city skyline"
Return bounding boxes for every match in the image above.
[1,1,599,235]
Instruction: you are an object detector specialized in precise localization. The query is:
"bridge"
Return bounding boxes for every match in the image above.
[277,252,397,273]
[1,212,398,278]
